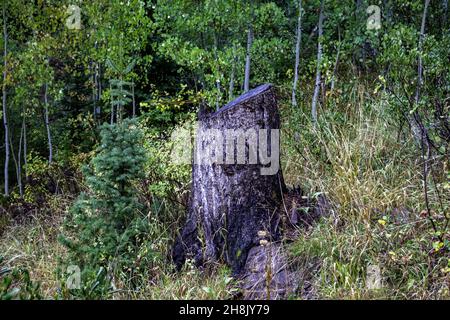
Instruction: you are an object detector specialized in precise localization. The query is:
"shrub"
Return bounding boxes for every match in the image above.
[59,119,153,297]
[0,256,41,300]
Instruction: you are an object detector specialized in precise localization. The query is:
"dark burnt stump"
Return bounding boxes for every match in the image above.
[173,84,285,275]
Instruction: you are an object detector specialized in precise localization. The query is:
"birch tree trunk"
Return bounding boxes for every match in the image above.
[244,1,254,93]
[110,83,114,124]
[17,117,24,197]
[213,32,221,111]
[93,61,102,121]
[92,61,96,120]
[132,79,136,118]
[98,64,102,117]
[23,114,27,179]
[229,45,236,101]
[2,3,9,196]
[44,83,53,163]
[244,28,253,93]
[292,0,302,107]
[311,0,324,124]
[8,129,19,197]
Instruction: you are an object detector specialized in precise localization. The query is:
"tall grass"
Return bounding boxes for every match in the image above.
[1,81,448,300]
[280,81,449,299]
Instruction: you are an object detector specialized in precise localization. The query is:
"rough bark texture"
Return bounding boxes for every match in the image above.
[173,84,285,275]
[241,243,296,299]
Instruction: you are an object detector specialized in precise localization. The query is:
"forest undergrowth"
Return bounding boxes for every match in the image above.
[1,79,448,300]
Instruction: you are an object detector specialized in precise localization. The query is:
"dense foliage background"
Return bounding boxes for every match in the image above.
[0,0,448,299]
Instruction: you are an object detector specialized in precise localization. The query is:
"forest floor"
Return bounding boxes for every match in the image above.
[0,82,449,300]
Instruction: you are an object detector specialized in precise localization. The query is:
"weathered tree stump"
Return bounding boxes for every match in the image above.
[173,84,286,275]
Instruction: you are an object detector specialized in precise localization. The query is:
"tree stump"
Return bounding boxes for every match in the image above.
[173,84,286,275]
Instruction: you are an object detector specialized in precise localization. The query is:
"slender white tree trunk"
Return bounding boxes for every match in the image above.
[8,128,19,197]
[23,113,27,178]
[44,83,53,163]
[132,79,136,117]
[17,120,23,197]
[98,64,102,116]
[229,45,236,101]
[292,0,302,107]
[311,0,324,124]
[110,106,114,124]
[244,1,254,93]
[118,76,123,122]
[213,32,221,110]
[92,61,99,120]
[244,28,253,92]
[215,80,221,111]
[110,83,115,124]
[2,4,9,196]
[17,125,23,198]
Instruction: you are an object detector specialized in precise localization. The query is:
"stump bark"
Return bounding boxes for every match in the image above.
[173,84,286,275]
[241,243,297,299]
